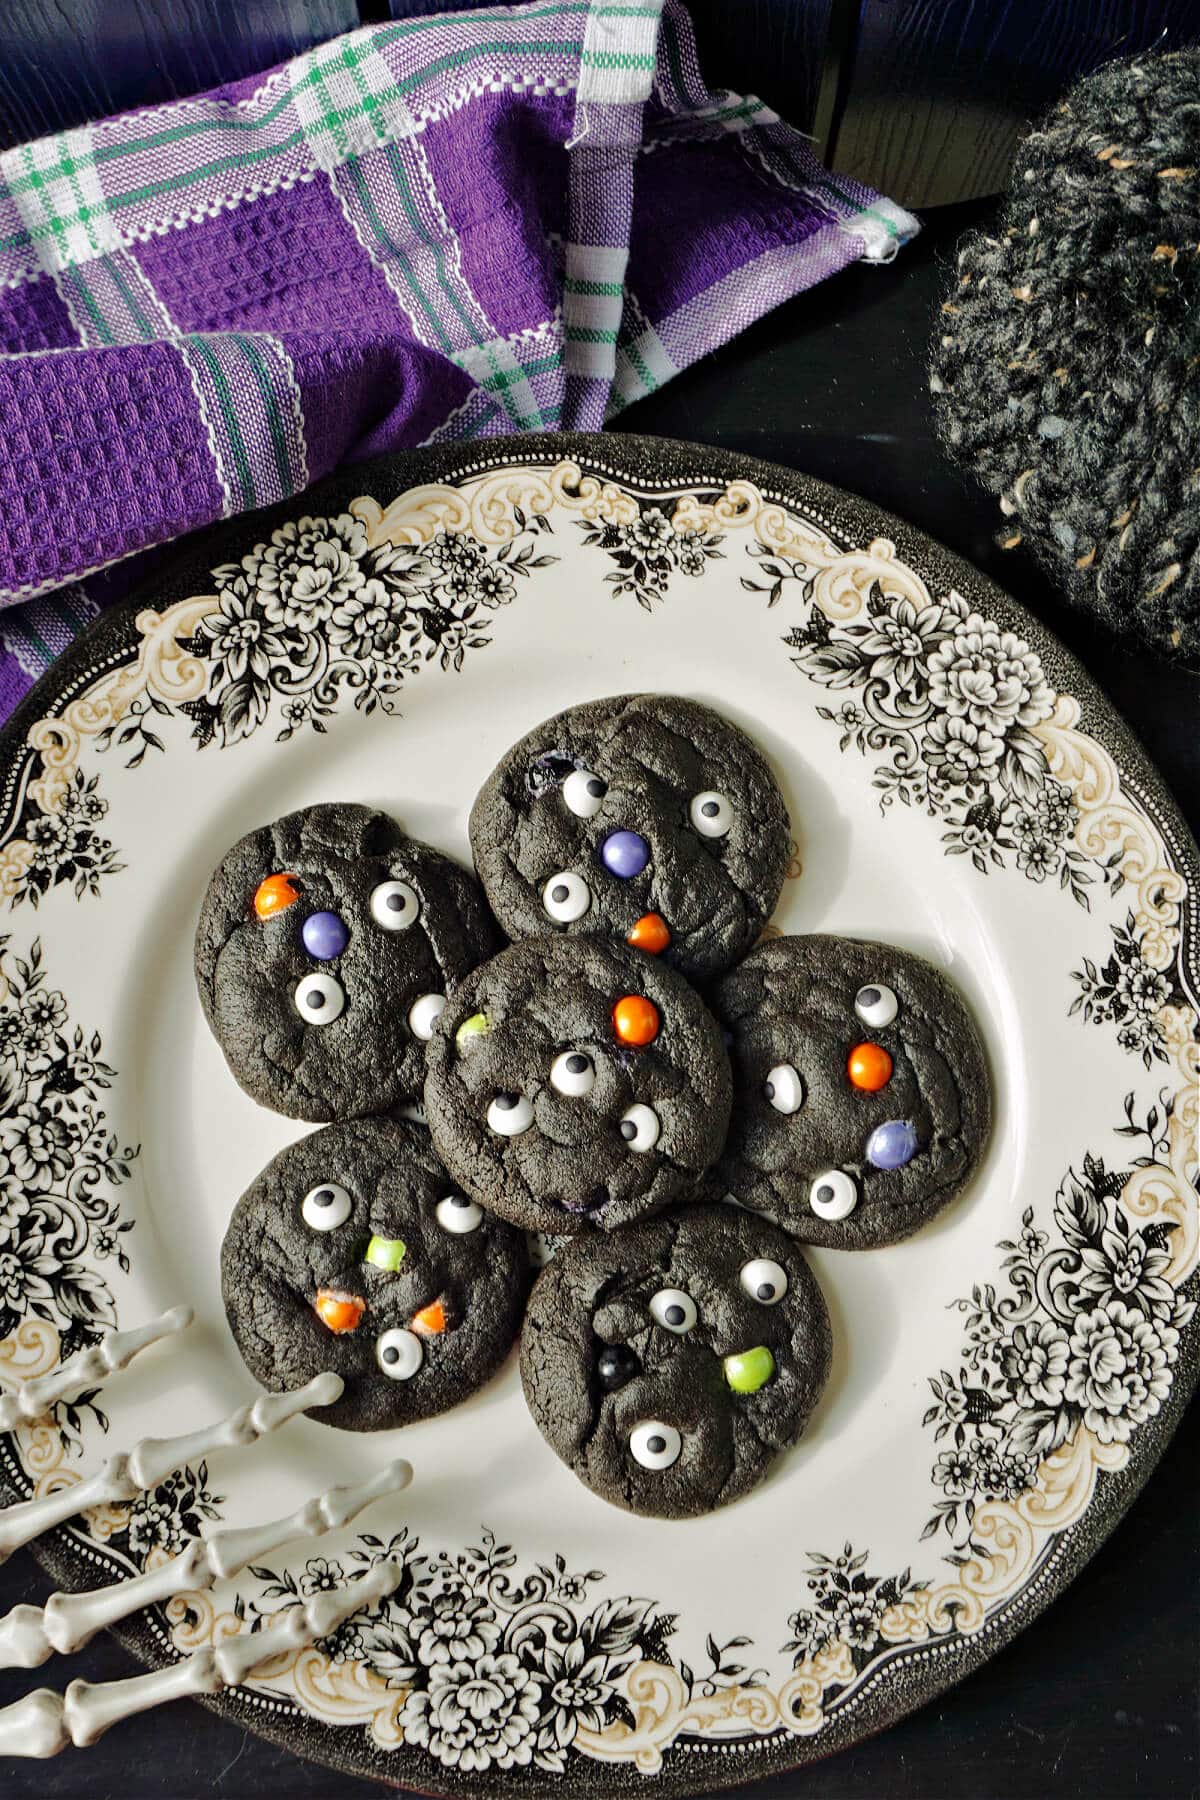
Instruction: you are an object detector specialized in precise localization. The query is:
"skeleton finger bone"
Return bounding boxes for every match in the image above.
[0,1372,342,1564]
[0,1457,411,1669]
[0,1309,193,1434]
[0,1557,404,1756]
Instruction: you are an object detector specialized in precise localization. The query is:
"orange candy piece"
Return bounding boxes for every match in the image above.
[613,993,660,1047]
[848,1041,893,1092]
[254,872,303,919]
[628,912,671,955]
[412,1298,447,1336]
[313,1289,365,1334]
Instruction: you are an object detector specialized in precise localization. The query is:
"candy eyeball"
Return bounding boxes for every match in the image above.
[301,1182,353,1231]
[527,1230,554,1269]
[629,1420,682,1470]
[376,1328,423,1380]
[740,1258,788,1304]
[436,1194,483,1234]
[370,879,420,930]
[649,1288,697,1333]
[689,791,733,839]
[809,1168,858,1221]
[562,768,608,819]
[619,1103,661,1153]
[855,983,898,1029]
[542,871,591,923]
[550,1050,596,1097]
[408,992,446,1040]
[487,1092,534,1136]
[294,971,345,1024]
[764,1063,804,1114]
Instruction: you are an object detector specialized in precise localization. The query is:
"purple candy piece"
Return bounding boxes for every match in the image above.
[866,1119,919,1171]
[302,909,350,960]
[600,830,650,879]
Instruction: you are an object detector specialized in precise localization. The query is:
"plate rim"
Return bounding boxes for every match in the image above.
[0,428,1196,1799]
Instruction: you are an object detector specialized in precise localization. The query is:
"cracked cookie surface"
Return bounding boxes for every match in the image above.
[708,935,992,1249]
[519,1203,830,1517]
[469,693,791,981]
[195,802,496,1122]
[423,937,732,1234]
[220,1116,528,1431]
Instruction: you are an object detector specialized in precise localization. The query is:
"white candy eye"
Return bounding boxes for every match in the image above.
[689,790,733,838]
[629,1420,681,1470]
[294,971,345,1024]
[764,1063,804,1114]
[649,1288,697,1333]
[376,1328,423,1380]
[527,1230,554,1269]
[563,769,607,819]
[550,1050,596,1096]
[855,983,898,1029]
[408,992,446,1040]
[370,880,420,930]
[301,1182,352,1231]
[542,871,591,923]
[809,1168,858,1221]
[620,1104,661,1153]
[436,1194,483,1234]
[487,1092,534,1136]
[740,1258,788,1304]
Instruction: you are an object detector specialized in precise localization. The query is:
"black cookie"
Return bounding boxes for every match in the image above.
[195,803,496,1122]
[423,937,732,1234]
[469,693,791,981]
[520,1203,830,1518]
[709,935,991,1249]
[220,1116,528,1431]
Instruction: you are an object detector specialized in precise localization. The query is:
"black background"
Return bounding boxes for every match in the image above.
[0,201,1196,1799]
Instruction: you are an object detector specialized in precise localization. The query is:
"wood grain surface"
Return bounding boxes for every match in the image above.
[4,0,1199,207]
[830,0,1196,205]
[0,0,358,148]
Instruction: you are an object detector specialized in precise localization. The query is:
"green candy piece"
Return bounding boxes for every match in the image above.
[364,1235,406,1272]
[723,1345,775,1394]
[455,1011,492,1050]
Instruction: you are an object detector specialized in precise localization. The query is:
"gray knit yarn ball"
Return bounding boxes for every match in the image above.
[931,50,1200,665]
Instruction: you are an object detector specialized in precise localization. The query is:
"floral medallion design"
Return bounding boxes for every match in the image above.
[238,1528,675,1777]
[0,935,136,1430]
[0,453,1195,1791]
[6,770,123,912]
[925,1093,1194,1551]
[183,511,557,749]
[750,557,1108,909]
[783,1545,929,1670]
[0,508,558,907]
[1071,913,1176,1067]
[577,504,724,608]
[126,1461,223,1563]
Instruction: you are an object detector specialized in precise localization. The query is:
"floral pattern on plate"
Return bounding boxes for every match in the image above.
[0,450,1194,1794]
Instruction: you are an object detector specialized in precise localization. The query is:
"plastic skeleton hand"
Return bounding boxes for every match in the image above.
[0,1308,413,1755]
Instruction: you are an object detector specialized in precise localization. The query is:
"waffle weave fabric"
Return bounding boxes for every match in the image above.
[0,0,917,720]
[931,49,1200,667]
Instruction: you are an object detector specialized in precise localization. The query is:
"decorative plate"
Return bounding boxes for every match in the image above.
[0,435,1195,1798]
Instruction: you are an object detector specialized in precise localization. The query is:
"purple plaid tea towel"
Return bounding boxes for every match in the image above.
[0,0,917,718]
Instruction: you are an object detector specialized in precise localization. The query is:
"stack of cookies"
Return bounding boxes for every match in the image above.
[200,695,990,1518]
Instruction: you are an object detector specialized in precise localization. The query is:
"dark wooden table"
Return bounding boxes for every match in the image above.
[3,1,1197,206]
[0,200,1196,1800]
